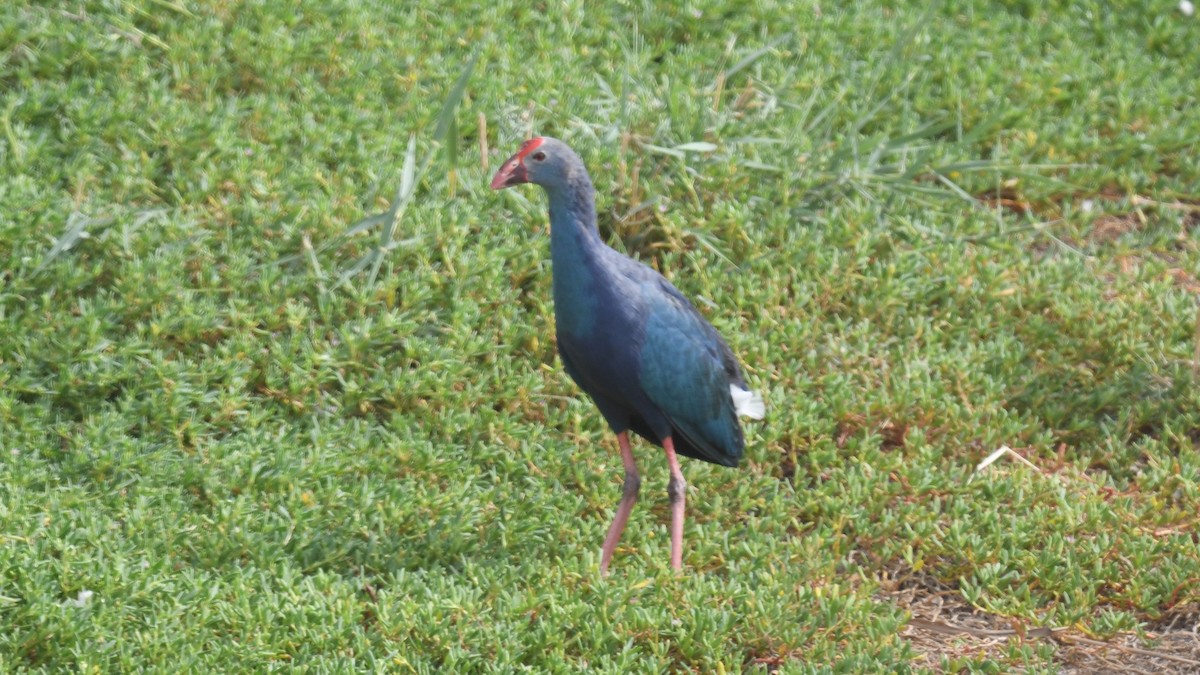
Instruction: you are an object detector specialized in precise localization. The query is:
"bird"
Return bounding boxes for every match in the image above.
[490,136,764,575]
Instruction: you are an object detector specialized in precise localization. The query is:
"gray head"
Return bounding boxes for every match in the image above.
[489,137,586,192]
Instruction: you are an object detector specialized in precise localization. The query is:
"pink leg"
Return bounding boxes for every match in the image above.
[664,437,686,572]
[599,432,640,576]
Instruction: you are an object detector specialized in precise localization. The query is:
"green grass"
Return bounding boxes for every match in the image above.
[2,0,1199,671]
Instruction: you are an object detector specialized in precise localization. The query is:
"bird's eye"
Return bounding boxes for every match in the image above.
[532,151,546,161]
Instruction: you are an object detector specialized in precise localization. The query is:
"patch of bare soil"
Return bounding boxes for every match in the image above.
[1087,213,1143,244]
[880,572,1200,673]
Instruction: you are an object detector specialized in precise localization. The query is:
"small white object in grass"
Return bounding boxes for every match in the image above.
[1080,199,1095,213]
[69,590,94,608]
[1183,0,1195,16]
[973,445,1041,477]
[730,385,766,419]
[974,446,1011,474]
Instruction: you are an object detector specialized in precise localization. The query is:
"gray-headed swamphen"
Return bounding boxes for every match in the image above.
[490,137,764,575]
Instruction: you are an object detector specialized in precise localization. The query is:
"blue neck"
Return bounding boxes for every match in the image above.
[545,177,602,335]
[546,177,599,253]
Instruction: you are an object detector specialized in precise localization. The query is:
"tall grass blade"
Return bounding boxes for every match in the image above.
[365,133,419,288]
[447,113,459,196]
[642,143,685,159]
[721,33,792,84]
[337,250,377,289]
[433,51,479,142]
[36,212,113,273]
[338,51,476,288]
[399,132,417,202]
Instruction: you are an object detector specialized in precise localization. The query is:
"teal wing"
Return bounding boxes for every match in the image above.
[637,278,745,467]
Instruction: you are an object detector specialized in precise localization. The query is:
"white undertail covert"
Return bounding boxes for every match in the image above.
[730,385,765,420]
